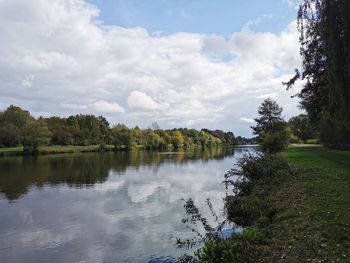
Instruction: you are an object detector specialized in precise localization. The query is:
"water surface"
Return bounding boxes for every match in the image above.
[0,146,256,262]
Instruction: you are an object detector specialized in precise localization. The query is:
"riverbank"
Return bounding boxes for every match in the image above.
[0,145,115,156]
[195,146,350,262]
[0,144,242,157]
[243,146,350,262]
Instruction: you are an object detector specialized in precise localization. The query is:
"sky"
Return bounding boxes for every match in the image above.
[0,0,303,136]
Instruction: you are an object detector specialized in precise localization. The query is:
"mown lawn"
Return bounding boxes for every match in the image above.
[262,146,350,262]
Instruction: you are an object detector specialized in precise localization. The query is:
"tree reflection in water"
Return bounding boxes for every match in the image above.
[0,146,246,201]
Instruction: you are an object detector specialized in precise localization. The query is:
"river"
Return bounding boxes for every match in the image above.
[0,146,257,263]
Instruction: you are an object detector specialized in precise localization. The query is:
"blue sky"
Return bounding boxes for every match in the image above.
[88,0,298,35]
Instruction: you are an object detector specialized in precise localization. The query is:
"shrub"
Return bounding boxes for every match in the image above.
[260,128,290,153]
[224,153,290,184]
[305,139,318,144]
[224,154,291,227]
[197,227,264,263]
[289,134,301,143]
[225,195,267,227]
[178,153,292,262]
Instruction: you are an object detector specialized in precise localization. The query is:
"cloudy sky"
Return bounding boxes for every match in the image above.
[0,0,303,136]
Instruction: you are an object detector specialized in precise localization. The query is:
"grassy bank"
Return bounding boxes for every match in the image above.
[248,146,350,262]
[0,145,114,156]
[192,146,350,262]
[272,146,350,262]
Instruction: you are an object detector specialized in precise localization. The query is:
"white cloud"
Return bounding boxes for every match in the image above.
[0,0,302,136]
[92,100,125,113]
[60,102,88,110]
[21,74,35,88]
[240,117,255,123]
[127,91,169,111]
[256,93,279,99]
[201,35,230,59]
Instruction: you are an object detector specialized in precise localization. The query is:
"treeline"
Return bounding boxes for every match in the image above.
[0,105,237,153]
[235,136,258,145]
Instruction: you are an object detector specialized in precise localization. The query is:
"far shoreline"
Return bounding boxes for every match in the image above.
[0,144,244,157]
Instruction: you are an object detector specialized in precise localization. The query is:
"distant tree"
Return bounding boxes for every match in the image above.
[251,98,285,136]
[131,126,144,146]
[21,120,52,153]
[1,105,52,151]
[144,130,164,149]
[252,99,289,153]
[199,130,211,147]
[97,116,112,144]
[202,129,237,145]
[3,105,34,133]
[0,104,239,152]
[64,114,112,145]
[67,115,79,127]
[46,117,72,145]
[0,123,22,147]
[171,130,184,148]
[111,124,134,149]
[288,114,316,143]
[235,136,257,145]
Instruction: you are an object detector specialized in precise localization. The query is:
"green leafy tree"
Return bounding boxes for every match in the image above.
[1,105,52,151]
[171,130,184,148]
[144,130,163,149]
[284,0,350,148]
[46,117,74,145]
[288,114,316,143]
[111,124,134,149]
[3,105,34,134]
[23,120,52,153]
[252,99,289,153]
[251,99,285,136]
[0,123,22,147]
[0,105,238,151]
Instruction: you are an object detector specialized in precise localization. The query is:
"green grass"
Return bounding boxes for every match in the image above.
[0,146,23,153]
[263,146,350,262]
[0,145,114,156]
[183,146,349,262]
[38,145,113,152]
[232,146,350,262]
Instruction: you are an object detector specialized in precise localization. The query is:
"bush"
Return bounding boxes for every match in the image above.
[289,134,301,143]
[225,196,268,227]
[305,139,318,144]
[260,129,290,153]
[224,154,291,227]
[224,153,290,184]
[197,227,264,263]
[178,153,292,262]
